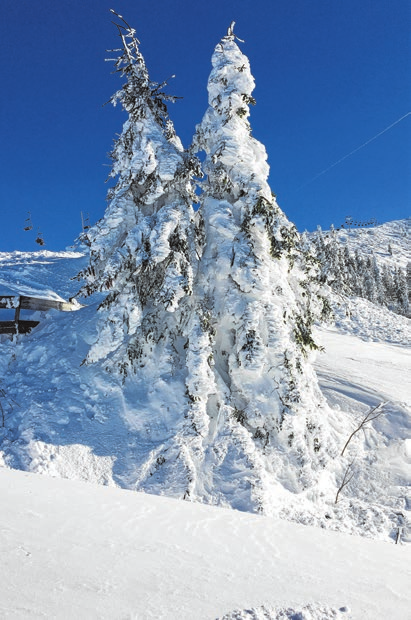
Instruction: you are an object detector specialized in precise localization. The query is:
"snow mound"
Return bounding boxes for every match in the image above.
[218,604,351,620]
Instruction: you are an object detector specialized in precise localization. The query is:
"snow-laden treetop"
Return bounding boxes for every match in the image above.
[108,9,180,138]
[194,23,272,206]
[76,11,200,365]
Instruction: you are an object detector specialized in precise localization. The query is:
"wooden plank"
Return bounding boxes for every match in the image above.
[1,295,78,313]
[0,296,67,311]
[19,296,66,312]
[0,322,17,334]
[0,320,40,335]
[18,321,40,334]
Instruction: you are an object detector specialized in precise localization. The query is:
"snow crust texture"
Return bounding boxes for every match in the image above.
[218,604,351,620]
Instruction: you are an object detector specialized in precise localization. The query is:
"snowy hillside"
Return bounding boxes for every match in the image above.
[0,235,410,543]
[1,468,410,620]
[324,218,410,269]
[307,218,410,317]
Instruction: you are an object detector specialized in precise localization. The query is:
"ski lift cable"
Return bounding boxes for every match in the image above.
[298,111,411,190]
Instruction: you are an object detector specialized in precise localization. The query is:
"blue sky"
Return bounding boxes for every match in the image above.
[1,0,410,252]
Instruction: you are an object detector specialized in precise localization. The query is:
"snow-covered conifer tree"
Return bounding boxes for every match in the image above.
[406,262,411,290]
[393,266,409,315]
[77,11,200,369]
[73,13,212,503]
[381,264,395,306]
[363,256,377,303]
[189,23,336,511]
[75,19,337,514]
[371,255,384,305]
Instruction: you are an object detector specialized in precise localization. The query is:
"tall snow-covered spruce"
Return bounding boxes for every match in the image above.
[189,23,337,512]
[77,10,200,369]
[75,12,209,502]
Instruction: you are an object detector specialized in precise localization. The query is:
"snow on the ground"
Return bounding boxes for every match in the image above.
[315,325,411,407]
[330,296,411,346]
[218,604,350,619]
[313,316,411,540]
[1,467,410,620]
[0,247,410,542]
[0,250,87,300]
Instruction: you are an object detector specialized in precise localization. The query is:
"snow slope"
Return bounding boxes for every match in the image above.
[0,243,410,542]
[326,218,410,270]
[1,467,410,620]
[0,250,86,300]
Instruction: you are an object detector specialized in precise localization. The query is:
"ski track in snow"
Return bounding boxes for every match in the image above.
[0,468,410,620]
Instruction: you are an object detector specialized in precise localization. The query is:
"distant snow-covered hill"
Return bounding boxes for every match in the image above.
[306,218,410,318]
[324,218,410,269]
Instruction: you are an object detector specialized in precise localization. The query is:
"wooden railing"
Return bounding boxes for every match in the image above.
[0,295,77,335]
[0,320,39,335]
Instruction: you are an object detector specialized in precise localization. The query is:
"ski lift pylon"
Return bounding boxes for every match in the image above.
[81,211,90,231]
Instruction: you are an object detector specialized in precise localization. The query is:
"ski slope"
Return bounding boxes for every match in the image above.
[1,467,410,620]
[316,326,411,407]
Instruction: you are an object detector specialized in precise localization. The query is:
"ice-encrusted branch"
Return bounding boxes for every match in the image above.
[335,460,356,504]
[340,402,387,457]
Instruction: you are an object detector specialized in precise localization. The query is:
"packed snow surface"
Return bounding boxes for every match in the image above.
[0,250,85,300]
[1,468,410,620]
